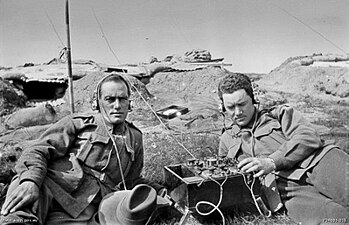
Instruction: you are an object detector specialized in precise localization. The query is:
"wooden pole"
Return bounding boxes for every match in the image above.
[65,0,75,113]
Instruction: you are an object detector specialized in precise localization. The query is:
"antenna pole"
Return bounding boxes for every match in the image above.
[65,0,75,113]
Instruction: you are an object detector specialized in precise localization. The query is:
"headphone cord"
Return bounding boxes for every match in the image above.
[121,74,196,159]
[195,175,228,225]
[99,101,128,190]
[194,171,269,224]
[241,103,269,217]
[237,171,267,217]
[220,102,270,217]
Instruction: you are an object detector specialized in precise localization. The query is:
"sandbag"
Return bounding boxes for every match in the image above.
[300,58,314,66]
[5,103,56,129]
[183,49,212,62]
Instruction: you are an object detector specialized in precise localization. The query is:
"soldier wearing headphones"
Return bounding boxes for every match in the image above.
[0,73,164,225]
[218,73,349,224]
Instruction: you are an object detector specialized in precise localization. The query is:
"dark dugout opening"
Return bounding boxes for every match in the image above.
[15,80,68,100]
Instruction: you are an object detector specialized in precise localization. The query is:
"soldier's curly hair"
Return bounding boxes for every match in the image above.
[218,72,257,104]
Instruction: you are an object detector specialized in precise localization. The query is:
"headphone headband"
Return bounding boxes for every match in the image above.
[91,73,132,111]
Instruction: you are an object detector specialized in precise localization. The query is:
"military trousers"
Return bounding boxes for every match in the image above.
[277,148,349,225]
[0,176,100,225]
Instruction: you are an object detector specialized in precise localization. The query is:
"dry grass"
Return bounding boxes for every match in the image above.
[152,211,297,225]
[142,131,299,225]
[143,131,220,183]
[293,94,349,153]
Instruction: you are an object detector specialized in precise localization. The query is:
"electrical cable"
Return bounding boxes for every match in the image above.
[86,3,348,222]
[124,78,196,159]
[89,7,198,195]
[91,8,125,67]
[99,97,128,191]
[44,10,65,48]
[91,7,196,159]
[109,132,128,191]
[221,102,270,217]
[236,171,266,217]
[90,6,268,220]
[194,175,228,225]
[193,168,269,224]
[269,2,347,54]
[242,102,271,217]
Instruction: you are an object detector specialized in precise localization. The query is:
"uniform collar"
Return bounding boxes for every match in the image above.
[95,114,135,161]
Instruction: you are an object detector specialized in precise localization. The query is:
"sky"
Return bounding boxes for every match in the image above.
[0,0,348,73]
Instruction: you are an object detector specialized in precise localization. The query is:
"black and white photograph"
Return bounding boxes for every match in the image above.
[0,1,348,224]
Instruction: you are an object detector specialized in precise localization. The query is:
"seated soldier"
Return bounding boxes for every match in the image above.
[1,73,164,225]
[218,72,349,225]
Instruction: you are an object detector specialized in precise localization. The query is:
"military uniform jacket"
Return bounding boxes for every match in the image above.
[219,104,337,179]
[219,105,337,209]
[15,113,156,218]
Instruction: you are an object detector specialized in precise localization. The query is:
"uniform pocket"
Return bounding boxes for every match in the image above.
[76,133,93,163]
[254,121,286,145]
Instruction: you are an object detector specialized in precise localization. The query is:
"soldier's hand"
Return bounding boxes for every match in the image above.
[1,181,39,216]
[238,157,276,178]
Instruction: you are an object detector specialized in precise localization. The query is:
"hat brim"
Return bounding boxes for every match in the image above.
[99,190,170,225]
[99,190,130,225]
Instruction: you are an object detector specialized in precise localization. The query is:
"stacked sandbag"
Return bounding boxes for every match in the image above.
[183,49,212,62]
[290,53,349,66]
[4,103,56,129]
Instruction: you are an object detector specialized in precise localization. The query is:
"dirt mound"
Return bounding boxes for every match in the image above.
[258,54,349,99]
[258,65,349,98]
[0,79,27,117]
[140,66,229,132]
[147,66,228,104]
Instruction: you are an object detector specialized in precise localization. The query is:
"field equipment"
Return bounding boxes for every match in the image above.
[156,105,189,119]
[164,156,269,224]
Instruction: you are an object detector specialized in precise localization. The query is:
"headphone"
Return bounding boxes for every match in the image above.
[218,98,226,113]
[91,73,133,112]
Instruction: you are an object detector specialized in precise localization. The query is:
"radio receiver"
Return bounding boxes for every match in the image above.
[164,156,264,219]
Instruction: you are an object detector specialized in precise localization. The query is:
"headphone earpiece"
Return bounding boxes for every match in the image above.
[128,100,133,112]
[219,99,226,113]
[91,90,99,111]
[253,98,260,105]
